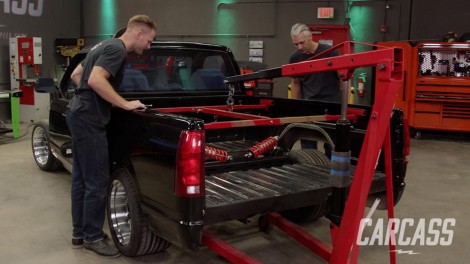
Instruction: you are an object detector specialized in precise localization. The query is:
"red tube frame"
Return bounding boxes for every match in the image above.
[160,41,404,264]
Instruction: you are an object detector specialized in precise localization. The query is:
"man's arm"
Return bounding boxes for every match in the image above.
[290,77,302,99]
[71,64,83,86]
[88,66,145,111]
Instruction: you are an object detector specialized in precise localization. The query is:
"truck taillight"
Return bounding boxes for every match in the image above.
[176,130,205,197]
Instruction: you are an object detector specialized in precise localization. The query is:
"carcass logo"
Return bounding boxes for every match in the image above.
[0,0,44,17]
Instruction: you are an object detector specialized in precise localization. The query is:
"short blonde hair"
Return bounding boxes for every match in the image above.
[128,14,157,32]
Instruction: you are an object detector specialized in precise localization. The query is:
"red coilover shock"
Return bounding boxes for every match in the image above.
[249,136,278,159]
[204,146,229,162]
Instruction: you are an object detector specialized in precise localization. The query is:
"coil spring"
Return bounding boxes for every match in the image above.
[205,146,229,162]
[249,136,278,158]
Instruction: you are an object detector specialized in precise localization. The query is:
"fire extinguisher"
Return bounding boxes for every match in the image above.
[357,73,366,97]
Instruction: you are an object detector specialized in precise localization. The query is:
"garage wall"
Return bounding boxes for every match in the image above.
[1,0,468,122]
[410,0,470,42]
[80,0,415,99]
[0,0,81,121]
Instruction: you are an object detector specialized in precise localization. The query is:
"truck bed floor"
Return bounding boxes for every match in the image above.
[204,162,386,224]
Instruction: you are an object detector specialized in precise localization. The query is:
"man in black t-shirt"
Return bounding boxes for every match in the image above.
[66,14,157,258]
[289,23,340,151]
[289,23,340,102]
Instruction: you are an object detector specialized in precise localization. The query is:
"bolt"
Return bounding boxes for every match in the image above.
[378,64,386,70]
[327,61,332,66]
[371,113,377,119]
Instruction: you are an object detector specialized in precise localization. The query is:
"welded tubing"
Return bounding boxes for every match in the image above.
[328,80,351,226]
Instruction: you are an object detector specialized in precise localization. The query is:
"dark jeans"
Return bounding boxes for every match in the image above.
[301,139,332,157]
[66,111,108,242]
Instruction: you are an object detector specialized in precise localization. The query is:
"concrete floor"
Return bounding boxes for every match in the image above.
[1,127,469,264]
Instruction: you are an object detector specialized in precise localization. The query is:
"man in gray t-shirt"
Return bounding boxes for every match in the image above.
[66,15,156,258]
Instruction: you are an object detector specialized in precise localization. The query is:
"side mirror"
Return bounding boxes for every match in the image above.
[35,78,56,93]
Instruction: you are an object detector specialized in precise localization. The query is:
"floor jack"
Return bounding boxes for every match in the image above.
[202,41,404,264]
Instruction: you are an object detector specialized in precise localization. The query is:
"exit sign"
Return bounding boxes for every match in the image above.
[317,7,334,19]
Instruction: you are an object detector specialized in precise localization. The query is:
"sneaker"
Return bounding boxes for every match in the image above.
[72,237,84,249]
[72,233,109,249]
[83,239,121,258]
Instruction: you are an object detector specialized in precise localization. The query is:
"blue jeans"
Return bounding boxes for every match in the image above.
[66,111,108,242]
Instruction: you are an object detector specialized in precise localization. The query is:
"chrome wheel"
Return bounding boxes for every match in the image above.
[31,121,60,171]
[32,126,50,166]
[109,179,132,246]
[107,167,170,256]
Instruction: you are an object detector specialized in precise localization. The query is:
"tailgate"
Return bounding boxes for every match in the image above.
[203,163,386,224]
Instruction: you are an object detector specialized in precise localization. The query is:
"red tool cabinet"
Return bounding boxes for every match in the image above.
[377,41,470,134]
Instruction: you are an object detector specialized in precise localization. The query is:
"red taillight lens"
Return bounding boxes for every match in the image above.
[175,130,205,196]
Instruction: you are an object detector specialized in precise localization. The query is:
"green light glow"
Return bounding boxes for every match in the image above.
[100,0,117,38]
[347,1,375,104]
[214,1,237,47]
[216,1,236,32]
[348,4,374,45]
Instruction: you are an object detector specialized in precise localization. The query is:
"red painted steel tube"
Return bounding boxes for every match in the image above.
[156,104,269,113]
[384,128,397,264]
[202,231,262,264]
[196,107,270,120]
[203,114,357,130]
[268,212,332,262]
[329,79,402,264]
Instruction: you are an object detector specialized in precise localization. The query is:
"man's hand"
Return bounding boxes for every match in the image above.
[124,100,146,111]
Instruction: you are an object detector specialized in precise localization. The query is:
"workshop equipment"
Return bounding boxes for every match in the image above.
[9,37,45,123]
[55,38,85,67]
[377,41,470,135]
[0,90,22,138]
[221,41,404,264]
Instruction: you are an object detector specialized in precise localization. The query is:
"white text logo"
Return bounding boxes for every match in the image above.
[357,218,456,247]
[1,0,44,17]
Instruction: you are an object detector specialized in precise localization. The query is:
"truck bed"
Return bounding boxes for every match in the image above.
[203,140,387,224]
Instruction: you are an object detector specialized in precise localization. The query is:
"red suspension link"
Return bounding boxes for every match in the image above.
[205,146,229,162]
[249,136,278,159]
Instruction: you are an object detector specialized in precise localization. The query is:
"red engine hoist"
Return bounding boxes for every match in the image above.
[151,41,404,263]
[211,41,404,264]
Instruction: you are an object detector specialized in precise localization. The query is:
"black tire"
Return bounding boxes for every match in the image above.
[279,200,328,223]
[289,149,330,165]
[280,149,330,223]
[31,121,61,171]
[107,167,170,256]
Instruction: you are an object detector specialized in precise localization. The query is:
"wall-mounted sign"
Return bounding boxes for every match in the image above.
[317,7,334,19]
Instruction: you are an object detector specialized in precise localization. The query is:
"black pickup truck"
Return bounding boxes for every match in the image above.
[31,41,409,258]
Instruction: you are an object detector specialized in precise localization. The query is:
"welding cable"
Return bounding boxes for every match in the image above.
[249,136,278,159]
[204,146,229,162]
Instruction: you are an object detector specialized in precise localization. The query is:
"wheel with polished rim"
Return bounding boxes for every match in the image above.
[107,166,170,256]
[31,121,60,171]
